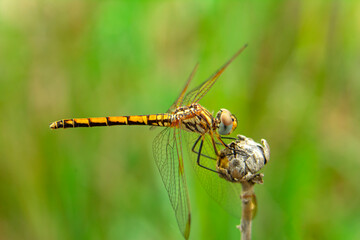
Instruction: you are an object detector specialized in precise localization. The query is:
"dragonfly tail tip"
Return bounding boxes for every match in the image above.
[49,122,56,129]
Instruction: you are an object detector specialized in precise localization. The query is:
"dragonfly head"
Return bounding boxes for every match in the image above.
[216,108,237,135]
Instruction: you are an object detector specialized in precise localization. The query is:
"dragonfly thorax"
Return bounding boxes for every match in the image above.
[172,103,214,134]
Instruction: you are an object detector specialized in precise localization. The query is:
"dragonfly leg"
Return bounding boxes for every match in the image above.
[196,138,219,174]
[218,136,238,151]
[220,136,237,141]
[217,136,232,149]
[191,135,216,160]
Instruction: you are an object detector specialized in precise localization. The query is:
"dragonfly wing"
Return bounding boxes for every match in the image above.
[183,131,242,218]
[182,45,247,105]
[153,127,191,239]
[166,63,199,113]
[150,63,199,130]
[150,64,199,131]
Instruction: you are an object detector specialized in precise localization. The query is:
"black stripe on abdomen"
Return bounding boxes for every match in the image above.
[74,120,90,127]
[57,120,64,128]
[63,120,74,128]
[88,120,105,127]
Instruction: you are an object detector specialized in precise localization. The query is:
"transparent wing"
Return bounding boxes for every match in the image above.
[182,45,248,106]
[183,130,242,218]
[150,64,198,131]
[153,127,191,239]
[166,63,199,113]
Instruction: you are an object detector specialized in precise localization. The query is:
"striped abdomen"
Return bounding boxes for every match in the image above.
[49,114,172,129]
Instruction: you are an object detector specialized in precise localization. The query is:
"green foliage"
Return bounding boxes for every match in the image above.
[1,0,360,239]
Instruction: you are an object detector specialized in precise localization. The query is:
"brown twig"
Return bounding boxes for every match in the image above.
[239,181,255,240]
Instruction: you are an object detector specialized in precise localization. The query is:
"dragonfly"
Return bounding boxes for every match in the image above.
[49,44,247,239]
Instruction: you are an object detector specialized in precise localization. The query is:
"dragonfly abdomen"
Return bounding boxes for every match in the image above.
[49,114,172,129]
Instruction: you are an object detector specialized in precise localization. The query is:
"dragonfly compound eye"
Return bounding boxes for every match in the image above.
[218,109,236,135]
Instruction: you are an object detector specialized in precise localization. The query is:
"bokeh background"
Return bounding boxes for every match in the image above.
[1,0,360,239]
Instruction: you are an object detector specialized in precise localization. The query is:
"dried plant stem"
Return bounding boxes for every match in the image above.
[217,135,269,240]
[239,181,255,240]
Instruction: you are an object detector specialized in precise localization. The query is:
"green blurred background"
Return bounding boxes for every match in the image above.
[1,0,360,239]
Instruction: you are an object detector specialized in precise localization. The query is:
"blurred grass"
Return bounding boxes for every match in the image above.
[1,0,360,239]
